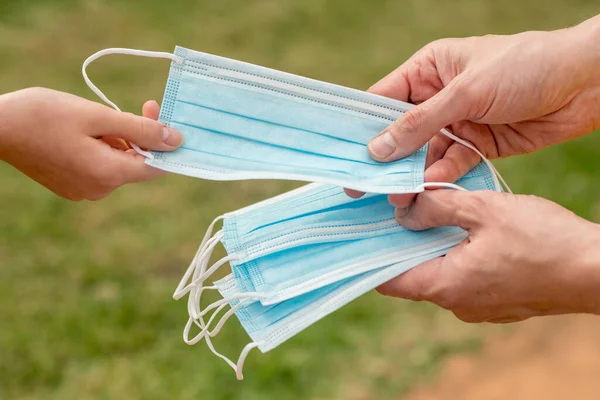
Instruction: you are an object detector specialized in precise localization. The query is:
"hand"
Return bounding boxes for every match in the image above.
[0,87,183,201]
[377,190,600,323]
[346,15,600,205]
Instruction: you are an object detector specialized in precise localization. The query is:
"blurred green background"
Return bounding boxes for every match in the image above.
[1,1,599,399]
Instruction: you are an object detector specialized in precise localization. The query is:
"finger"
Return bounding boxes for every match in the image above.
[142,100,160,120]
[367,44,434,100]
[344,188,365,199]
[388,133,453,208]
[395,189,490,231]
[376,256,445,301]
[101,136,131,151]
[91,109,183,151]
[367,66,411,100]
[367,75,472,162]
[114,149,168,183]
[422,141,481,186]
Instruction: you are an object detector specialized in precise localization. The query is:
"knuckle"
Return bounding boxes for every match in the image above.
[401,108,423,134]
[451,76,477,103]
[85,190,111,201]
[427,38,454,54]
[23,86,49,97]
[452,310,482,324]
[91,166,122,190]
[401,195,431,230]
[64,193,84,202]
[435,292,461,310]
[456,191,490,220]
[140,116,161,142]
[375,285,395,297]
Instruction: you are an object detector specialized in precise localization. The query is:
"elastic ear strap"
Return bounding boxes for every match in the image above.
[184,314,259,380]
[189,299,248,341]
[188,254,236,293]
[236,342,260,380]
[193,291,262,319]
[439,128,511,193]
[81,48,184,159]
[418,182,468,191]
[187,285,218,318]
[184,302,229,345]
[173,236,219,299]
[173,230,225,300]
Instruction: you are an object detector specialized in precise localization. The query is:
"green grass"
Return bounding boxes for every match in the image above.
[1,0,599,399]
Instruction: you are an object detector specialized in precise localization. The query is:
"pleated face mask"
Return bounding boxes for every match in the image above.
[82,47,507,193]
[187,248,452,380]
[176,163,506,379]
[173,162,497,307]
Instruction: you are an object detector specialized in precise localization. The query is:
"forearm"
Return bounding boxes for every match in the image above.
[0,92,13,162]
[572,222,600,315]
[569,15,600,131]
[0,90,26,163]
[0,88,41,165]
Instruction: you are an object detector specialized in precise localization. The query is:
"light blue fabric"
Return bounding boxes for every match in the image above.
[223,162,494,264]
[215,248,450,353]
[183,163,496,309]
[180,162,501,374]
[146,46,427,193]
[217,162,496,304]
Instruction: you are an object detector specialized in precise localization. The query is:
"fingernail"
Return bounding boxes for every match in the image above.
[395,207,408,219]
[162,127,183,147]
[368,131,396,159]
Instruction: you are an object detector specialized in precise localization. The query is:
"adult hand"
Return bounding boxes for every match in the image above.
[346,15,600,205]
[0,87,182,201]
[377,190,600,323]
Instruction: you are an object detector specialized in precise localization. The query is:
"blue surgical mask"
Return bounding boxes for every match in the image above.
[176,164,502,379]
[186,248,451,380]
[174,162,496,307]
[82,48,508,194]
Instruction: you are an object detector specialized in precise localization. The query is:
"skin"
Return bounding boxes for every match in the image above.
[354,15,600,322]
[0,87,182,200]
[379,190,600,323]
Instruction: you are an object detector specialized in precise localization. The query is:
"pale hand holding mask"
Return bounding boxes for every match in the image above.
[0,88,183,201]
[353,14,600,207]
[379,190,600,323]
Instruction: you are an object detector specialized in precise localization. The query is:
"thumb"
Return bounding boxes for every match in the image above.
[368,75,472,162]
[92,109,184,151]
[396,189,493,232]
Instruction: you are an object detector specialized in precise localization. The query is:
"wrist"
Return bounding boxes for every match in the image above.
[571,222,600,315]
[0,89,31,163]
[0,93,12,162]
[557,16,600,132]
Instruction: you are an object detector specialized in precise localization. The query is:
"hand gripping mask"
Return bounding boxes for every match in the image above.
[82,47,509,194]
[175,163,506,379]
[174,162,499,307]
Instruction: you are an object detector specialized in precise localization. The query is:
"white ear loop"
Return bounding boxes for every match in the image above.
[188,255,238,293]
[180,241,260,380]
[173,230,225,300]
[192,291,264,320]
[174,216,225,299]
[185,299,250,344]
[183,287,263,380]
[432,128,512,193]
[82,48,184,159]
[184,314,258,380]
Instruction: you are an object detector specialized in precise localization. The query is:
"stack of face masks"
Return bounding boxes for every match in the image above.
[170,162,499,379]
[82,46,509,379]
